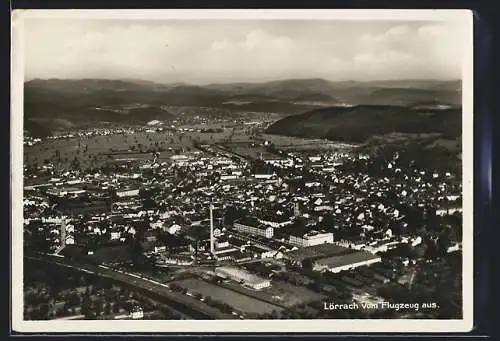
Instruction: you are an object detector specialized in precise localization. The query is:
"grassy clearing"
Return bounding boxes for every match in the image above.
[262,134,357,151]
[92,245,134,263]
[268,281,325,307]
[24,129,230,171]
[174,278,283,314]
[221,279,324,308]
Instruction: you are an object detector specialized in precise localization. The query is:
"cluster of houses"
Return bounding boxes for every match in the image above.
[23,131,463,283]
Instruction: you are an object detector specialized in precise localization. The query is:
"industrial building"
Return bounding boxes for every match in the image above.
[215,266,271,290]
[313,252,382,273]
[289,230,334,247]
[233,219,274,238]
[116,188,140,198]
[257,216,293,228]
[284,243,380,274]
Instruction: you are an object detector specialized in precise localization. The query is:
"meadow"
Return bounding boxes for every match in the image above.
[221,279,325,308]
[24,128,236,172]
[173,278,283,315]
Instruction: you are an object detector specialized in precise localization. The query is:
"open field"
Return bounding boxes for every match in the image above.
[269,281,325,307]
[221,142,279,160]
[178,129,233,143]
[173,278,283,314]
[24,119,302,172]
[61,245,134,264]
[220,279,324,308]
[262,134,358,151]
[93,245,134,263]
[24,128,239,171]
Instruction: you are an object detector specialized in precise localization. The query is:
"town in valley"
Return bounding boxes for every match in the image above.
[20,18,465,322]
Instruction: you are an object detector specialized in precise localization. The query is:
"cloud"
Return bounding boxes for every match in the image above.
[23,19,466,83]
[354,22,465,78]
[354,50,418,65]
[240,29,294,50]
[417,25,445,38]
[359,25,411,47]
[211,40,228,51]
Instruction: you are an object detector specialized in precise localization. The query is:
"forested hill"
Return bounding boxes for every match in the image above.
[266,105,461,143]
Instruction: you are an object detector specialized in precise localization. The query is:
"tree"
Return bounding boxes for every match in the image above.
[223,206,241,227]
[56,307,66,318]
[143,197,156,210]
[103,303,112,316]
[38,303,50,320]
[81,295,92,317]
[204,296,214,305]
[301,258,314,271]
[437,230,451,256]
[71,156,81,170]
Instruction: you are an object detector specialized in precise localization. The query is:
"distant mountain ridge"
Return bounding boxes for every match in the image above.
[24,77,461,107]
[23,78,462,135]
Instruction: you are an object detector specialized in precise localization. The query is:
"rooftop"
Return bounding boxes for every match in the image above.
[215,266,270,285]
[285,243,357,262]
[314,250,380,268]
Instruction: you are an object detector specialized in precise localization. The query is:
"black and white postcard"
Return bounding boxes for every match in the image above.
[11,9,473,333]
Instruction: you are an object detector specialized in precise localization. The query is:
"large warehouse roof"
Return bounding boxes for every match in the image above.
[314,251,380,268]
[285,243,356,262]
[215,266,269,285]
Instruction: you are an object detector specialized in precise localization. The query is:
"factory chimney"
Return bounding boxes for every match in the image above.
[60,218,67,248]
[210,203,215,254]
[294,202,300,217]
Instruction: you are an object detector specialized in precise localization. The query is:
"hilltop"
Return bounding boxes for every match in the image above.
[265,105,461,143]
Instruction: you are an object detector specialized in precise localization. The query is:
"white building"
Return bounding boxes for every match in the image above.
[170,154,190,166]
[436,207,463,216]
[313,256,382,273]
[257,218,292,229]
[220,175,239,181]
[334,239,366,250]
[289,231,334,247]
[254,174,274,180]
[314,205,334,212]
[160,257,194,266]
[234,222,274,238]
[214,246,238,256]
[152,245,166,253]
[261,250,284,260]
[215,266,271,290]
[130,308,144,320]
[447,242,461,253]
[65,235,75,245]
[215,240,230,249]
[116,188,140,198]
[167,224,182,235]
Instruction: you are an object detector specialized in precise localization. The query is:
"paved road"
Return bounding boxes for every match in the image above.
[25,254,236,320]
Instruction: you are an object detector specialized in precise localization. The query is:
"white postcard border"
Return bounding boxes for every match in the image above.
[11,9,474,334]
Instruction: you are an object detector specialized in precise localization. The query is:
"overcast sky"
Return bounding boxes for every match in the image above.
[23,19,466,84]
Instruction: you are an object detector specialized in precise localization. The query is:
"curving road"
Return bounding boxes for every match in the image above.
[24,253,237,320]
